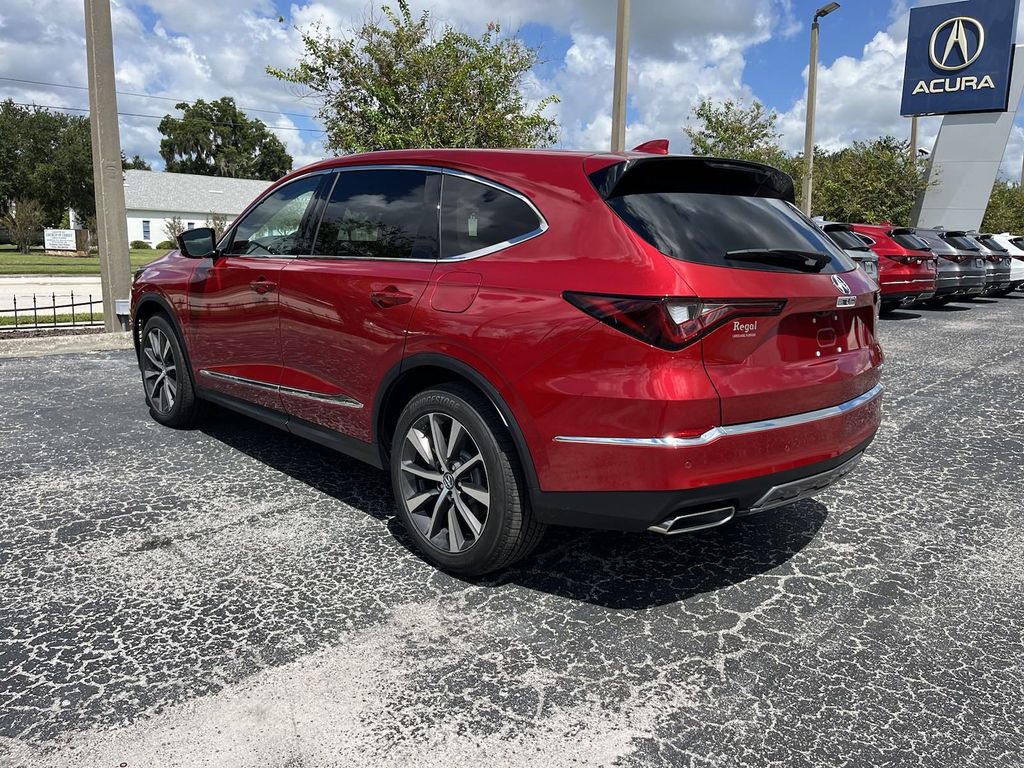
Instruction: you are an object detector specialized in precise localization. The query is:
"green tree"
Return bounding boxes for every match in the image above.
[122,153,152,170]
[981,179,1024,233]
[268,1,559,153]
[1,199,45,253]
[163,216,185,242]
[811,137,928,225]
[0,100,95,226]
[684,99,788,168]
[158,97,293,179]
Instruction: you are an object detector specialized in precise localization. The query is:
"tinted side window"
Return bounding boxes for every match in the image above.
[314,170,439,259]
[440,175,542,259]
[227,175,321,256]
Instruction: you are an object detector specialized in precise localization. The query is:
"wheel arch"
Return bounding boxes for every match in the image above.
[375,353,541,493]
[133,293,194,373]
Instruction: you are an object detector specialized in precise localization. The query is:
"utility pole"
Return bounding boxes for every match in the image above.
[84,0,131,332]
[910,115,919,162]
[610,0,630,152]
[802,3,841,216]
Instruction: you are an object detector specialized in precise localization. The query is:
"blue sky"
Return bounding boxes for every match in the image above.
[1,0,1022,177]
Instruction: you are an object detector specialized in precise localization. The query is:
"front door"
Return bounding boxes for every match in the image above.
[188,173,324,411]
[278,168,441,442]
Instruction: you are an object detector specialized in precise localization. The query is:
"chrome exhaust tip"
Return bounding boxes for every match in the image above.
[648,506,735,535]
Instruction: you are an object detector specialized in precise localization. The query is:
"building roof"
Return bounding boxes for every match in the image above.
[123,170,273,216]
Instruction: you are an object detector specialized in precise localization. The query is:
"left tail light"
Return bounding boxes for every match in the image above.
[563,292,785,351]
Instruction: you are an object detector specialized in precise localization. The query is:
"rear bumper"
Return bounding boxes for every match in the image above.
[531,383,882,530]
[532,439,874,531]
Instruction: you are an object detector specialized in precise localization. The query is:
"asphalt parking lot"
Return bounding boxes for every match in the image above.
[1,297,1023,768]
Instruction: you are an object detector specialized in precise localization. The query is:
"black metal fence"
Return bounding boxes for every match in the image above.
[0,292,104,330]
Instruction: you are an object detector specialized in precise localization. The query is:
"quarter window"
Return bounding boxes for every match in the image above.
[314,170,440,260]
[440,175,542,259]
[226,175,321,256]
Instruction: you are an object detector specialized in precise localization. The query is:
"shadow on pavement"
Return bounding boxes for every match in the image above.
[880,310,922,321]
[201,407,828,611]
[918,303,972,312]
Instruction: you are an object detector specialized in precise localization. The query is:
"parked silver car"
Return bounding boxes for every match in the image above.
[914,228,986,303]
[971,234,1013,295]
[819,222,880,283]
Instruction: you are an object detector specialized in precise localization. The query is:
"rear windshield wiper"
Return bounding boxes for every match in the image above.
[725,248,830,273]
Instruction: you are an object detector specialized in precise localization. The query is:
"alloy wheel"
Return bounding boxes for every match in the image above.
[398,412,490,554]
[142,328,178,415]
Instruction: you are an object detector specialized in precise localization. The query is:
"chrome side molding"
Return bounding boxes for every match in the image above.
[554,383,883,449]
[199,370,363,409]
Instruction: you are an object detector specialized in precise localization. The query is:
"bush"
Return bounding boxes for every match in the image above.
[130,240,152,249]
[155,240,175,249]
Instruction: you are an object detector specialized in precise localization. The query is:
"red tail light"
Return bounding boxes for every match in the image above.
[564,292,785,351]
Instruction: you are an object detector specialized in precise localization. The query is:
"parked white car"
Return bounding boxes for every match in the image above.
[988,234,1024,294]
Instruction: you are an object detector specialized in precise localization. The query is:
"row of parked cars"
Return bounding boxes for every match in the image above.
[816,220,1024,312]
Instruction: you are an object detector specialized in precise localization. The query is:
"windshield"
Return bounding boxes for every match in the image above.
[602,192,855,274]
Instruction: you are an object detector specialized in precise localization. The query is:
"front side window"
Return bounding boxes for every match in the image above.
[227,175,321,256]
[314,170,439,259]
[440,175,542,259]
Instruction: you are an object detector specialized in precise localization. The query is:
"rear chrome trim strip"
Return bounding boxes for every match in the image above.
[553,383,883,448]
[199,370,363,409]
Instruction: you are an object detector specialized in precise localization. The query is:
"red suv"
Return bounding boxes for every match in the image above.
[131,149,884,574]
[849,224,938,312]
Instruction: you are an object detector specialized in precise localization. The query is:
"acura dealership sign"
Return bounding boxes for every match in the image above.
[901,0,1019,116]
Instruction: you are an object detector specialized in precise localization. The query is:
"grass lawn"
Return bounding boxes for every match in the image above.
[0,246,167,276]
[0,312,104,327]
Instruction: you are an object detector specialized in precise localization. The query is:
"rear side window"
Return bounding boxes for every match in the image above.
[891,232,931,251]
[440,175,543,259]
[592,160,854,274]
[314,169,440,259]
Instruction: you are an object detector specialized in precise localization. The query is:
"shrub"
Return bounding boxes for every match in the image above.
[130,240,152,249]
[155,240,175,249]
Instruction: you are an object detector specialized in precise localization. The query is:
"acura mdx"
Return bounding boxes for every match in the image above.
[131,148,884,574]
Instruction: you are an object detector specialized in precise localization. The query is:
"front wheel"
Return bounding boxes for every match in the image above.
[139,315,205,427]
[390,384,545,575]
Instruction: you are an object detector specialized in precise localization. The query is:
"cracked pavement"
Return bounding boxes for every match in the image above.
[1,297,1022,767]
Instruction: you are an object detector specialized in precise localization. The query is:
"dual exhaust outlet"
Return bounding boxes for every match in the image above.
[648,506,736,535]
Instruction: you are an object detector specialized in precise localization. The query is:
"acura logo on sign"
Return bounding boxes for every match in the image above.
[831,275,852,295]
[930,17,985,72]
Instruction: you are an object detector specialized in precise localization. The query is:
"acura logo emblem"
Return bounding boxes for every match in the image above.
[832,275,852,295]
[930,16,985,72]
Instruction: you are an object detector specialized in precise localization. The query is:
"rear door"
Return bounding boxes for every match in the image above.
[590,157,883,425]
[277,167,441,442]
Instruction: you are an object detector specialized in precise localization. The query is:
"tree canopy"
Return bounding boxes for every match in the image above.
[981,179,1024,233]
[267,0,559,154]
[684,98,928,226]
[0,99,95,226]
[158,97,293,179]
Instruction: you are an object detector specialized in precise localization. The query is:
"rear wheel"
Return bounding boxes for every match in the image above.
[390,383,545,575]
[140,315,204,427]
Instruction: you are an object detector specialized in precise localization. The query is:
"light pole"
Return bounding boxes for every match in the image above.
[610,0,630,152]
[801,2,840,216]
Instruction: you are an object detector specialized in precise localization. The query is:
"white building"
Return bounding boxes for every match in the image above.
[121,170,273,246]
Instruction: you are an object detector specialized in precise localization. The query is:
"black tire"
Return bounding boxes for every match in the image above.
[139,314,205,428]
[879,301,899,315]
[390,383,545,575]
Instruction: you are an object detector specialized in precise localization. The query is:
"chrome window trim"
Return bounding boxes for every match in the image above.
[300,163,548,263]
[199,370,363,409]
[553,383,883,448]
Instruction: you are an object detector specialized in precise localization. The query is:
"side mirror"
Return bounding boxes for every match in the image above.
[176,227,218,259]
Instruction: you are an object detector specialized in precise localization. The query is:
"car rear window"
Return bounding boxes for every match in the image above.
[941,233,980,251]
[978,236,1008,253]
[590,159,855,274]
[825,228,869,251]
[891,232,931,251]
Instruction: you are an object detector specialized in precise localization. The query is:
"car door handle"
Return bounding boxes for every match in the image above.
[370,287,413,308]
[250,279,277,295]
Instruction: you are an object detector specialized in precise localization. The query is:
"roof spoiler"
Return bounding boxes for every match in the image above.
[631,139,670,155]
[822,223,853,232]
[589,156,795,203]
